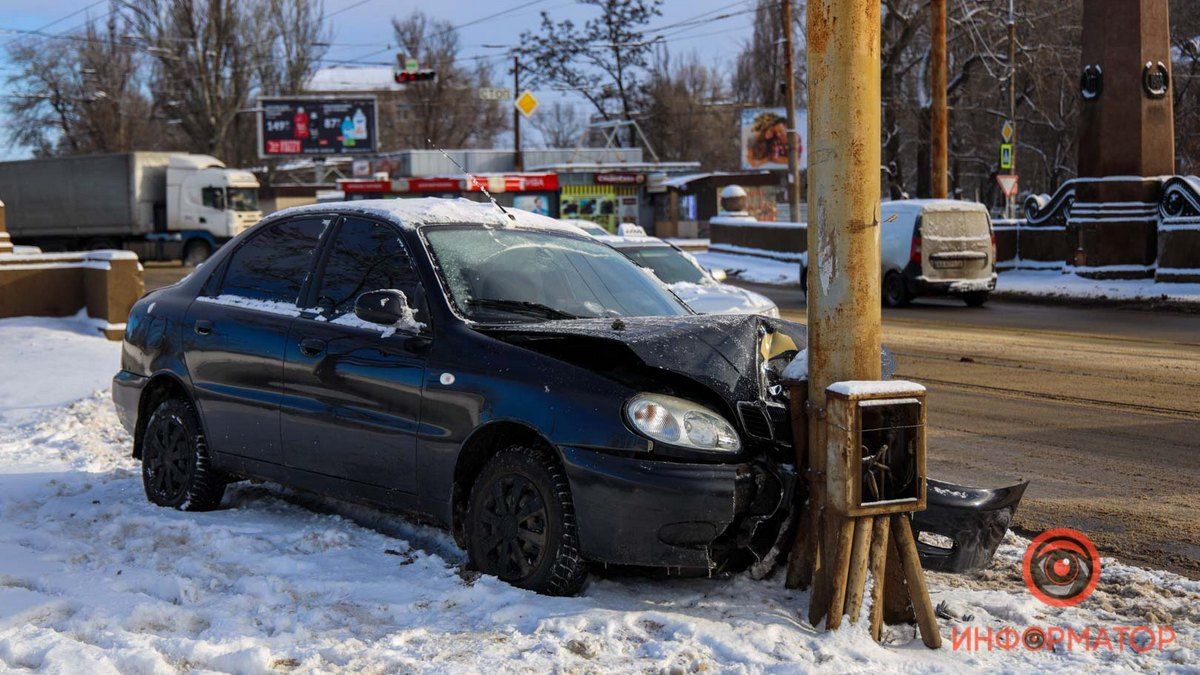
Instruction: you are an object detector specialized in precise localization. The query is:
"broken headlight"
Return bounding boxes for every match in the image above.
[625,393,741,453]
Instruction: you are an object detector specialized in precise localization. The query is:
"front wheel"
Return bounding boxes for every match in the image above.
[962,291,989,307]
[466,445,589,596]
[141,398,226,511]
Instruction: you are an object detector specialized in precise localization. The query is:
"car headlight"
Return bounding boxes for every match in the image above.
[625,393,741,453]
[763,304,780,318]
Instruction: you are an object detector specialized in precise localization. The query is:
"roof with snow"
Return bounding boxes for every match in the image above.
[272,197,588,234]
[306,66,402,92]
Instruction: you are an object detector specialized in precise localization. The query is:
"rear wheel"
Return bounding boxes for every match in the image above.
[962,291,989,307]
[141,398,225,511]
[882,271,911,307]
[466,445,589,596]
[182,240,212,267]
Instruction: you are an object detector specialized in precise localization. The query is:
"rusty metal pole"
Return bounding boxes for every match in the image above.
[1006,0,1017,218]
[782,0,803,224]
[931,0,949,199]
[806,0,882,629]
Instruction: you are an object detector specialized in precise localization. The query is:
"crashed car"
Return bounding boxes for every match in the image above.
[112,198,1023,596]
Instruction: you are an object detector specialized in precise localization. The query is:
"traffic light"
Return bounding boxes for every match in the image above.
[395,69,437,84]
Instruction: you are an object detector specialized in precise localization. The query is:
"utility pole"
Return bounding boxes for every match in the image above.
[513,55,523,171]
[931,0,948,199]
[1006,0,1017,218]
[781,0,802,225]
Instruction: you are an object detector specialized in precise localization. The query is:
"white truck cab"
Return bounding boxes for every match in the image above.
[167,155,262,264]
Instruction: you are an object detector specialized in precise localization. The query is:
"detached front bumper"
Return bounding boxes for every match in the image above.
[558,446,785,569]
[913,478,1029,572]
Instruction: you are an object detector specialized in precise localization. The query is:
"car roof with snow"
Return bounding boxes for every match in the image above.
[270,197,589,235]
[594,234,671,248]
[881,199,990,214]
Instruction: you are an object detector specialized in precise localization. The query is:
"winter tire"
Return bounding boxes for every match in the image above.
[182,240,212,268]
[141,398,225,511]
[882,271,911,307]
[962,291,989,307]
[466,445,589,596]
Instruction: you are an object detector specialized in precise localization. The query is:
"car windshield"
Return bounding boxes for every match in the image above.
[424,226,690,323]
[618,245,708,285]
[227,188,259,212]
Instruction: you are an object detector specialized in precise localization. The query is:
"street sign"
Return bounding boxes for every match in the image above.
[996,174,1019,197]
[257,96,377,157]
[478,87,512,101]
[999,143,1013,170]
[514,90,539,118]
[1001,120,1015,142]
[405,57,419,73]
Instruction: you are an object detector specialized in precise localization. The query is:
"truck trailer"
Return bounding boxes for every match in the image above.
[0,152,261,265]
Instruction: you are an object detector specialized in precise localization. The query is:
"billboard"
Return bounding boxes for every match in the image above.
[258,96,377,157]
[740,107,807,171]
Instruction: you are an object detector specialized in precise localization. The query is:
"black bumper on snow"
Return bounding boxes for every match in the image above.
[558,446,787,570]
[112,369,149,437]
[912,478,1029,573]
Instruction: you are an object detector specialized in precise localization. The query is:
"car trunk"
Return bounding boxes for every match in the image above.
[917,207,994,282]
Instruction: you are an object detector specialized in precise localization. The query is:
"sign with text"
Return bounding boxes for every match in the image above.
[258,96,378,157]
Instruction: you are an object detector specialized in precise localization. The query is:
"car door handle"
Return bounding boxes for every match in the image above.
[194,319,213,335]
[299,338,326,357]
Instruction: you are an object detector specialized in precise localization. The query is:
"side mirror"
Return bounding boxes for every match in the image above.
[709,268,728,282]
[355,289,410,326]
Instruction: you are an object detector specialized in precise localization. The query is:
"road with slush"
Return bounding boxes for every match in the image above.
[747,281,1200,579]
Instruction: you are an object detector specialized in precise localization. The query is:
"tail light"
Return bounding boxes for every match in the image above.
[909,235,922,265]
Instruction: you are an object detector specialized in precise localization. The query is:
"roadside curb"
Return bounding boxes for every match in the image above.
[990,290,1200,314]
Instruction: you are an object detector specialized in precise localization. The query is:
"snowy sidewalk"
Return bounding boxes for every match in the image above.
[0,317,1195,673]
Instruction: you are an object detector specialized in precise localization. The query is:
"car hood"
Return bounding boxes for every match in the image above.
[669,281,778,315]
[477,314,806,404]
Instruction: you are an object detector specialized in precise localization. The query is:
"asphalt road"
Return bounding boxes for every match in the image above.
[738,281,1200,579]
[144,264,1200,577]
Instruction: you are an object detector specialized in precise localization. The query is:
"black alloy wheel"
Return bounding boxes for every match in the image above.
[141,398,226,511]
[882,270,911,307]
[466,445,589,596]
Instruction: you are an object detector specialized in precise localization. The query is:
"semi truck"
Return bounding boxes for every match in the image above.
[0,152,261,265]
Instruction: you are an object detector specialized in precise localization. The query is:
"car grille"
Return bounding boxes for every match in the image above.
[737,401,773,440]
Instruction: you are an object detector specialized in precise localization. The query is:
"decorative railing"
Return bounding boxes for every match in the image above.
[1024,179,1077,229]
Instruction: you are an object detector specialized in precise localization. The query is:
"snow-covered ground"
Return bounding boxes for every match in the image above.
[695,250,1200,307]
[0,316,1196,673]
[996,270,1200,304]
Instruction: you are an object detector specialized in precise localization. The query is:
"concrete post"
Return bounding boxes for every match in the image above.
[0,200,10,254]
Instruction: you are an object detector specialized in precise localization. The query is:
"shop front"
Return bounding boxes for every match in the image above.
[338,173,560,216]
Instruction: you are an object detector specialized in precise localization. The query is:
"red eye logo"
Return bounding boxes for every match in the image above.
[1022,528,1101,607]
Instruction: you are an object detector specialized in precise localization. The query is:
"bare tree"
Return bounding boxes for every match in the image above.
[733,0,805,109]
[518,0,662,137]
[386,11,507,149]
[641,50,737,168]
[253,0,331,96]
[3,9,168,156]
[530,102,586,148]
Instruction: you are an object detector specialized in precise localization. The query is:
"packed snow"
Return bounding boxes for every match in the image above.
[274,197,582,234]
[995,270,1200,304]
[0,316,1196,673]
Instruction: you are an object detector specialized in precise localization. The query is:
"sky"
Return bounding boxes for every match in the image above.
[0,0,757,159]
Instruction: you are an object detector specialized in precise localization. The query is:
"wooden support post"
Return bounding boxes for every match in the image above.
[843,516,874,622]
[824,516,856,630]
[892,515,943,649]
[785,385,811,590]
[867,515,890,642]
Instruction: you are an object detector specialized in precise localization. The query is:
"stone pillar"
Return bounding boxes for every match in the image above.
[1070,0,1174,278]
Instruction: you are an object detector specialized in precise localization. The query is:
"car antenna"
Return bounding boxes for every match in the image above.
[427,139,516,223]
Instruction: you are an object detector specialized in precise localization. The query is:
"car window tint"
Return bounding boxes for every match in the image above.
[316,217,420,319]
[220,217,327,303]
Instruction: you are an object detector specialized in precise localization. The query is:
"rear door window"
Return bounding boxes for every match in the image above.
[314,217,423,320]
[220,217,327,303]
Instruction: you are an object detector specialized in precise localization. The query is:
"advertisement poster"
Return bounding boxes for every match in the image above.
[740,107,807,171]
[259,97,377,157]
[716,184,781,222]
[513,194,550,216]
[560,190,617,232]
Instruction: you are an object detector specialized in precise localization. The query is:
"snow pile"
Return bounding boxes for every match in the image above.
[996,271,1200,304]
[0,317,1197,672]
[276,197,582,234]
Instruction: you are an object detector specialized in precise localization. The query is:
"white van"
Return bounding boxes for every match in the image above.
[878,199,997,307]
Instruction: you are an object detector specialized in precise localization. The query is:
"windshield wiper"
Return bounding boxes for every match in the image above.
[467,298,579,321]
